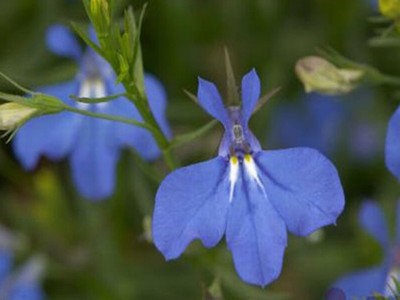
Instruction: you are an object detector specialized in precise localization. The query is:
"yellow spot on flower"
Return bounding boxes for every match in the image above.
[230,156,238,165]
[244,154,252,163]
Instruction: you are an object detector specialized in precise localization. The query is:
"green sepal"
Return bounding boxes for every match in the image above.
[224,48,240,106]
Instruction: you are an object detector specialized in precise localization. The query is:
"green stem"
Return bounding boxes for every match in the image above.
[63,105,154,131]
[123,89,178,170]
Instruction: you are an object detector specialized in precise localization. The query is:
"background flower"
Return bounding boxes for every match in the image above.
[13,25,170,200]
[331,200,400,298]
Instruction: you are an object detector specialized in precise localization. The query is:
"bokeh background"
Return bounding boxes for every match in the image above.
[0,0,399,299]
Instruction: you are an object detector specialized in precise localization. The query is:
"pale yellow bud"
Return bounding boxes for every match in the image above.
[295,56,364,95]
[379,0,400,19]
[0,103,37,130]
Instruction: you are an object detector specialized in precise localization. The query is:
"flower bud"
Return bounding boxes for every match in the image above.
[379,0,400,19]
[0,103,37,130]
[89,0,111,30]
[295,56,364,95]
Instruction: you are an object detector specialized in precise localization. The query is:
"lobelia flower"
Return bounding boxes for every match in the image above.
[0,228,45,300]
[386,106,400,181]
[268,92,380,162]
[331,200,400,298]
[152,69,345,286]
[13,25,170,200]
[268,93,345,156]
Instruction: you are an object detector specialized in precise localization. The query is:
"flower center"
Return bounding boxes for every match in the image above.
[228,154,266,203]
[77,77,108,110]
[384,267,400,297]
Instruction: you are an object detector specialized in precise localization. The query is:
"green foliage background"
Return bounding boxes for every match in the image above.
[0,0,398,299]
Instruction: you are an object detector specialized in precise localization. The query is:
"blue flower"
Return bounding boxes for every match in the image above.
[152,69,345,286]
[386,106,400,181]
[13,25,170,200]
[331,200,400,298]
[0,251,45,300]
[268,93,345,156]
[268,92,380,162]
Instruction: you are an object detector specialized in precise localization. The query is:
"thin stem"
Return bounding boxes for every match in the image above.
[63,105,154,131]
[123,89,178,170]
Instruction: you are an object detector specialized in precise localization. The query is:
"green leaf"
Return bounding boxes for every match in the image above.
[0,72,35,94]
[169,119,218,150]
[254,87,281,113]
[369,36,400,47]
[71,22,104,56]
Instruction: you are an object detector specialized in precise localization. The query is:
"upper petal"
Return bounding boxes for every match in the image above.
[241,69,261,123]
[197,78,229,127]
[331,264,389,299]
[226,166,287,286]
[359,200,390,250]
[152,157,230,260]
[46,24,81,60]
[145,74,172,139]
[385,105,400,180]
[256,148,345,236]
[69,116,118,200]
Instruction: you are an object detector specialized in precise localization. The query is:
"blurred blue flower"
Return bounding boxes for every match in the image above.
[331,200,400,298]
[268,92,380,162]
[152,69,345,286]
[13,25,170,200]
[268,94,345,155]
[0,228,45,300]
[386,106,400,181]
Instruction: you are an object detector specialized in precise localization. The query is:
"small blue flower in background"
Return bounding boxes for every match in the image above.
[152,69,345,286]
[13,25,170,200]
[268,92,380,162]
[331,200,400,298]
[268,94,345,156]
[0,228,45,300]
[386,106,400,181]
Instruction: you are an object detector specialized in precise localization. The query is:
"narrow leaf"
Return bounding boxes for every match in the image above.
[0,72,35,94]
[169,120,218,150]
[71,22,104,56]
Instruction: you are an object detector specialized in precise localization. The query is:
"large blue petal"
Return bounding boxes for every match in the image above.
[331,264,389,299]
[69,115,118,200]
[359,200,390,250]
[13,81,81,169]
[241,69,261,123]
[386,106,400,180]
[226,167,287,286]
[145,74,172,139]
[256,148,345,236]
[197,78,229,127]
[152,157,230,260]
[46,24,81,60]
